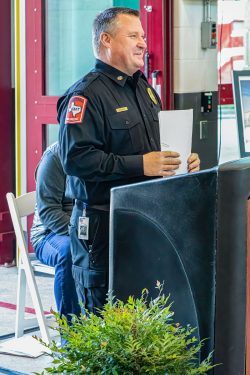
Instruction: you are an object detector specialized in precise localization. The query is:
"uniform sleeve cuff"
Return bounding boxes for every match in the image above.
[122,155,144,176]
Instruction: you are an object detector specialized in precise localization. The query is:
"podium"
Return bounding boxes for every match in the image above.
[109,159,250,374]
[109,169,217,360]
[214,158,250,375]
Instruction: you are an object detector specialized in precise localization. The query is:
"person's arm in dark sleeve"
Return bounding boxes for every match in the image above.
[36,150,71,235]
[59,92,144,182]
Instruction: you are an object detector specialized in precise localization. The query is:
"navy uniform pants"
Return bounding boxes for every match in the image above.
[69,200,109,314]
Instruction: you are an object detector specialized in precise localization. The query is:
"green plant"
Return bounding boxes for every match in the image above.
[36,284,216,374]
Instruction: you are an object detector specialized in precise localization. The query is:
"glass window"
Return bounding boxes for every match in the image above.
[44,0,139,96]
[44,124,59,148]
[44,0,139,146]
[114,0,139,6]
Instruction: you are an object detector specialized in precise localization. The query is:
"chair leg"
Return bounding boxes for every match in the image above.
[24,263,51,344]
[15,267,27,338]
[15,262,51,344]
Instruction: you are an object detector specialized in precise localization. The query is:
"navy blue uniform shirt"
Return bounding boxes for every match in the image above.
[58,59,161,206]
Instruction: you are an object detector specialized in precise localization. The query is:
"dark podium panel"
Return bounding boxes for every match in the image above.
[215,158,250,375]
[109,170,217,359]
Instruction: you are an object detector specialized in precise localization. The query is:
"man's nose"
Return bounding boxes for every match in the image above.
[138,36,147,49]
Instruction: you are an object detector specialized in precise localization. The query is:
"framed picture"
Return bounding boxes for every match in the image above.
[232,70,250,157]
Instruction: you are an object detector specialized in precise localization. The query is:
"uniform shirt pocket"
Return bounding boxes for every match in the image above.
[107,110,144,154]
[150,107,160,122]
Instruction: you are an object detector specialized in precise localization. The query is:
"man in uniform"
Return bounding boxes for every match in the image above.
[58,7,200,314]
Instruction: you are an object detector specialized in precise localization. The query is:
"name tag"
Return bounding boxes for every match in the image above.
[116,107,128,113]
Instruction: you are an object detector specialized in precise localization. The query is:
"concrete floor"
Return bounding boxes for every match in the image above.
[0,266,58,375]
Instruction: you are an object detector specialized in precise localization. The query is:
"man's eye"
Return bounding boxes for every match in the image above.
[129,35,137,39]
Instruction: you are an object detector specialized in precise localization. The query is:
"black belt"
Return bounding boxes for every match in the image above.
[75,199,110,212]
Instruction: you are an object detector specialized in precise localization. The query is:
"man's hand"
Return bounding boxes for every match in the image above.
[143,151,181,177]
[187,153,200,173]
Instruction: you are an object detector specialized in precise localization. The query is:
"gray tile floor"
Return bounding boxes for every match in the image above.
[0,266,58,375]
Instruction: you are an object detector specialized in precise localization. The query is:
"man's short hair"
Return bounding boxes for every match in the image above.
[92,7,140,56]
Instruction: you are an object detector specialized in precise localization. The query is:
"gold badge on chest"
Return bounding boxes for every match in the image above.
[147,87,158,105]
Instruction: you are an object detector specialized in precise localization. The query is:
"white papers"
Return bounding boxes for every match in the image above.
[159,109,193,175]
[0,336,51,357]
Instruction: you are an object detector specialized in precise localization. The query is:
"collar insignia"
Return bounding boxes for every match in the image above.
[147,87,158,105]
[117,76,124,81]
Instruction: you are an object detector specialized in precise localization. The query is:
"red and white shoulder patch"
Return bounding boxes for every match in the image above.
[65,95,88,124]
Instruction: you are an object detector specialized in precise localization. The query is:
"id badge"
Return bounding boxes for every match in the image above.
[78,216,89,240]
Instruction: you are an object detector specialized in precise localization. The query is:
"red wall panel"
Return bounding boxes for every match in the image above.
[26,0,58,194]
[140,0,173,109]
[0,1,15,264]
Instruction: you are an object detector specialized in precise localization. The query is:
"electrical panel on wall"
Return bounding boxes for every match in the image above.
[201,21,217,49]
[201,92,213,112]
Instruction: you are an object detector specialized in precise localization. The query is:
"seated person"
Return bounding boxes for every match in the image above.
[30,142,80,324]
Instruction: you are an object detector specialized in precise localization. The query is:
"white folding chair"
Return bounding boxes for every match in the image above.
[6,191,55,344]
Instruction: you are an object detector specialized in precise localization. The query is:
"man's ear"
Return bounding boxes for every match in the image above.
[100,32,112,49]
